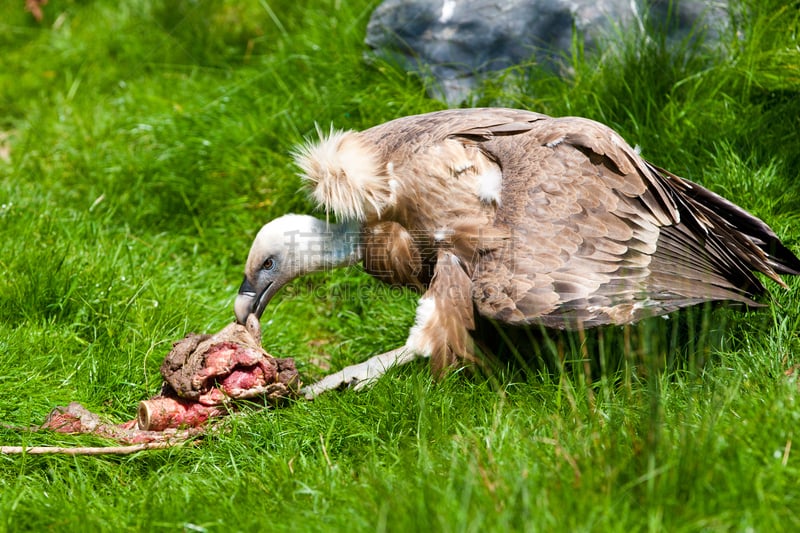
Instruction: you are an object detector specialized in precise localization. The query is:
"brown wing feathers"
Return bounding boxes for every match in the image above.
[468,113,796,327]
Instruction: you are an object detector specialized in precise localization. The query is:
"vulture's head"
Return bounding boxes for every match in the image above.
[234,214,315,324]
[234,214,360,324]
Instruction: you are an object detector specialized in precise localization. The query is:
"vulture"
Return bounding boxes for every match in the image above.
[233,108,800,398]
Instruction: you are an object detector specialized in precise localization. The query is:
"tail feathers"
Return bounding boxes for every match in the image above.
[651,163,800,288]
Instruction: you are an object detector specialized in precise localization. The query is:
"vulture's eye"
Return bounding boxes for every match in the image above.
[263,257,275,271]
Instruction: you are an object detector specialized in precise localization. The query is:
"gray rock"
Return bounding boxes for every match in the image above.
[366,0,730,103]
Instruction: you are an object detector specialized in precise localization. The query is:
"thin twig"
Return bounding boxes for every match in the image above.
[319,433,332,468]
[1,441,188,455]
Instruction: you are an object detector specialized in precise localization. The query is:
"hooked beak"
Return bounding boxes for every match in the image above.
[234,276,274,324]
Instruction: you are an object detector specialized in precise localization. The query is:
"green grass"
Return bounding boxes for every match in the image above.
[1,0,800,530]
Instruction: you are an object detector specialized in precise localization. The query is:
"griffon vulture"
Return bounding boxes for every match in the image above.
[234,108,800,398]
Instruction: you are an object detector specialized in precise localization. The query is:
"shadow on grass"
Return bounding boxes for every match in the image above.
[467,303,751,389]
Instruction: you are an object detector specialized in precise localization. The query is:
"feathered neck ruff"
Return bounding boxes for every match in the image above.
[293,128,392,222]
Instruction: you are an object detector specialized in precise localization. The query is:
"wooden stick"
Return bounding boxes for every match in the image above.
[1,441,188,455]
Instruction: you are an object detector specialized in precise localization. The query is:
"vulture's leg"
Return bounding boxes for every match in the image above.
[301,346,422,399]
[406,250,476,376]
[301,251,475,399]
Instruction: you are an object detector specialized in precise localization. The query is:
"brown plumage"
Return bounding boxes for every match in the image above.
[235,108,800,397]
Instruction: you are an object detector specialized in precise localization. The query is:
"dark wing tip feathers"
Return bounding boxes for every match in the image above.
[652,164,800,281]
